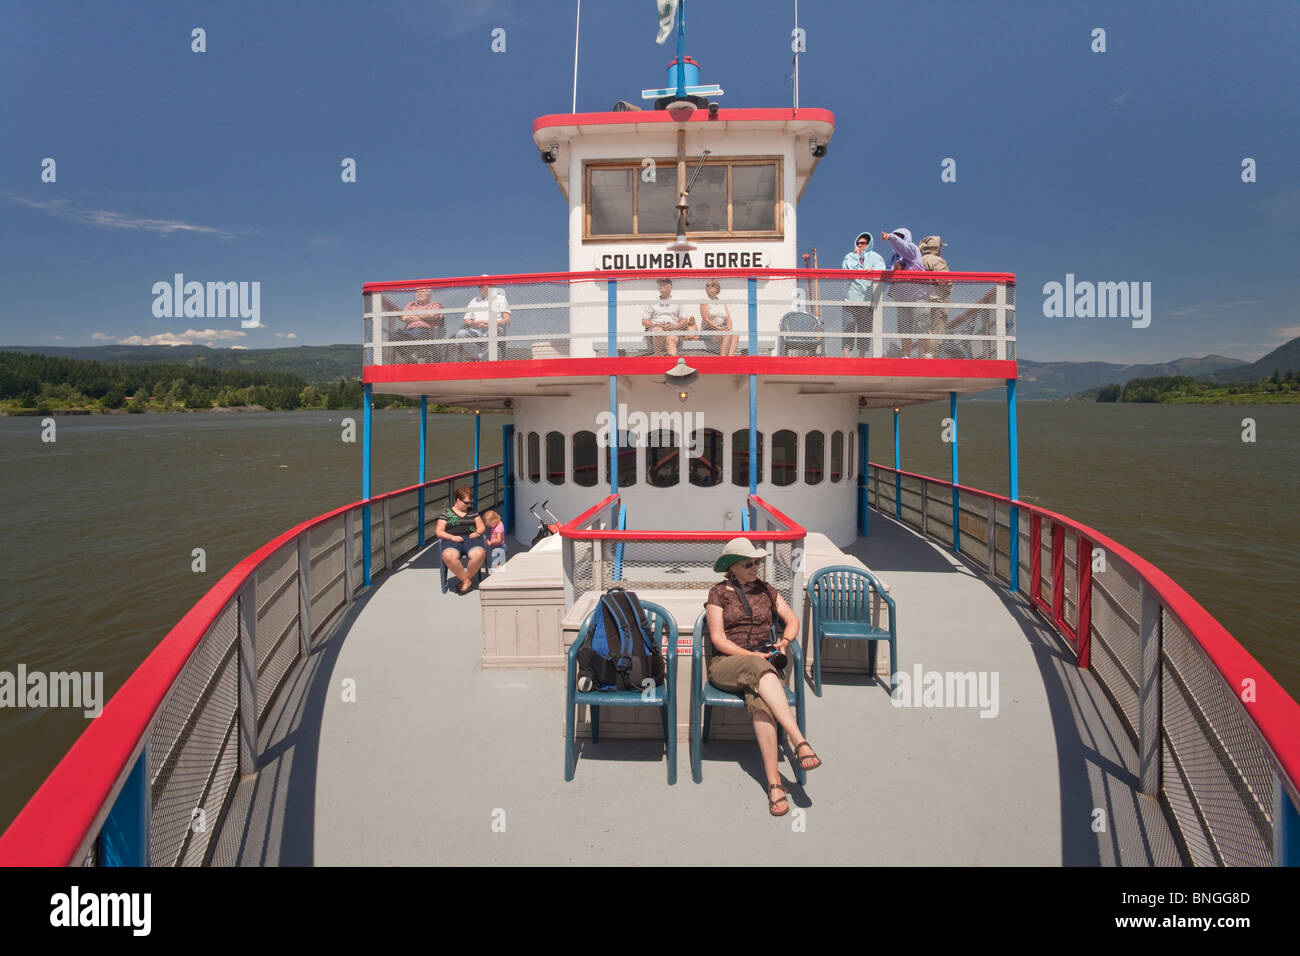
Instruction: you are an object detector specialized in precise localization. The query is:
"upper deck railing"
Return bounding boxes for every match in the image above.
[0,464,504,867]
[868,462,1300,866]
[362,268,1016,369]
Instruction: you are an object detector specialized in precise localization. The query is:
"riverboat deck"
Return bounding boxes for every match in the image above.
[212,512,1181,866]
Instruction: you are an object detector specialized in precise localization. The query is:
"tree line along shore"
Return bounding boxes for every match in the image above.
[0,352,413,414]
[1089,372,1300,404]
[2,351,1298,415]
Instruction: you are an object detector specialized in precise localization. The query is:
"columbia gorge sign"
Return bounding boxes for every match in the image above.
[598,251,767,270]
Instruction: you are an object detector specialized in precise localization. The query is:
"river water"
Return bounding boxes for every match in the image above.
[0,403,1295,833]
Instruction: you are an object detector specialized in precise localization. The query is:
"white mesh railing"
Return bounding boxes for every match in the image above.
[867,462,1298,867]
[362,270,1016,366]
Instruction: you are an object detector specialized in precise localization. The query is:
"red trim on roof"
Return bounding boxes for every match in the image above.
[532,107,836,136]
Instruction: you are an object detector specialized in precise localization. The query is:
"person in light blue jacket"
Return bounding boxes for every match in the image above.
[841,232,885,356]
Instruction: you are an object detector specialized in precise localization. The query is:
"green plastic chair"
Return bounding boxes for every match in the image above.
[564,600,679,784]
[689,610,806,785]
[807,565,898,697]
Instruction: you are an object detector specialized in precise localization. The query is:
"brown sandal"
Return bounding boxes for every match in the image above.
[794,741,822,772]
[768,782,789,817]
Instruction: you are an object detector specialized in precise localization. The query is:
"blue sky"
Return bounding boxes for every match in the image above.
[1,0,1297,363]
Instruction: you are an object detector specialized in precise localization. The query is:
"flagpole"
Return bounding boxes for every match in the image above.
[793,0,800,111]
[571,0,581,113]
[675,0,687,98]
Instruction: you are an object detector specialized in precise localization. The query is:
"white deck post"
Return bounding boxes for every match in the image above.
[381,497,391,573]
[985,496,997,574]
[371,292,386,365]
[297,533,312,656]
[344,509,356,604]
[562,534,576,609]
[869,280,884,358]
[237,579,258,777]
[1137,580,1163,795]
[488,297,499,361]
[995,283,1007,360]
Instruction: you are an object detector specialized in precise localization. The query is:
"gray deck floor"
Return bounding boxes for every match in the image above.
[214,514,1183,866]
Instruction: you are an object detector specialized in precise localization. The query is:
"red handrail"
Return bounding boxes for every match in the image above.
[363,267,1016,294]
[869,462,1300,795]
[0,464,503,866]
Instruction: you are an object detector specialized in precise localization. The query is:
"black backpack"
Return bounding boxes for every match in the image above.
[577,589,665,692]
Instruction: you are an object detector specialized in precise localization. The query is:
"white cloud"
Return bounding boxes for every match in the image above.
[118,333,197,346]
[50,334,64,340]
[7,195,236,238]
[275,331,298,339]
[230,345,248,350]
[182,328,247,341]
[91,332,115,340]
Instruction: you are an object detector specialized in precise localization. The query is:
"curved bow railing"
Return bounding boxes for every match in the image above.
[0,463,504,867]
[868,462,1300,867]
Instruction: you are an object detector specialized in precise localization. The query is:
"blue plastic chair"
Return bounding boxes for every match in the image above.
[564,600,679,785]
[689,611,806,785]
[807,565,898,697]
[438,540,488,594]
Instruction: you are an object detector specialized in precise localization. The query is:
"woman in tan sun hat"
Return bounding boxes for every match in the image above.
[705,538,821,816]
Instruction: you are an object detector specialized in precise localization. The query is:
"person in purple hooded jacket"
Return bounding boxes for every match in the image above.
[882,228,927,357]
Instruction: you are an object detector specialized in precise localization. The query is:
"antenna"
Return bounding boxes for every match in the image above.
[571,0,581,113]
[792,0,800,111]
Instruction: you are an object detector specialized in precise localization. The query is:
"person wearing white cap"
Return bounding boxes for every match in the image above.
[705,537,822,816]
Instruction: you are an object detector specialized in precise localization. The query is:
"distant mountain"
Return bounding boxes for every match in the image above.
[1203,337,1300,383]
[1015,354,1246,400]
[0,344,362,385]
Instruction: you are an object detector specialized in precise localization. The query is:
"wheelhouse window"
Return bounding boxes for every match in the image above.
[772,429,797,486]
[689,428,724,488]
[731,429,763,486]
[573,430,598,487]
[585,157,782,238]
[830,431,844,483]
[847,431,855,481]
[516,432,524,481]
[805,431,824,485]
[546,431,565,486]
[647,431,680,487]
[527,432,540,483]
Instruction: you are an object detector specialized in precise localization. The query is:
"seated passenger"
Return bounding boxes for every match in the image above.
[482,508,506,571]
[436,485,486,593]
[705,538,822,816]
[699,279,737,356]
[454,282,511,361]
[642,278,692,356]
[397,288,444,363]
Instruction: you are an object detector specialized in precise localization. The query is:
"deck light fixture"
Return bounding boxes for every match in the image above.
[665,358,698,403]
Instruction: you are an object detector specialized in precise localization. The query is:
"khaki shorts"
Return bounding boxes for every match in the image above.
[708,654,780,720]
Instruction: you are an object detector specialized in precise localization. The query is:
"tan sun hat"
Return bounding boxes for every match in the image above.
[713,537,768,573]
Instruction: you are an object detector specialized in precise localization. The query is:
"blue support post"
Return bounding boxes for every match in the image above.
[674,1,687,98]
[1007,378,1020,591]
[98,746,149,866]
[502,423,515,534]
[418,396,427,547]
[608,280,619,494]
[747,277,758,523]
[857,422,869,536]
[472,409,481,507]
[1277,778,1300,866]
[893,407,902,520]
[950,391,960,553]
[362,383,373,587]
